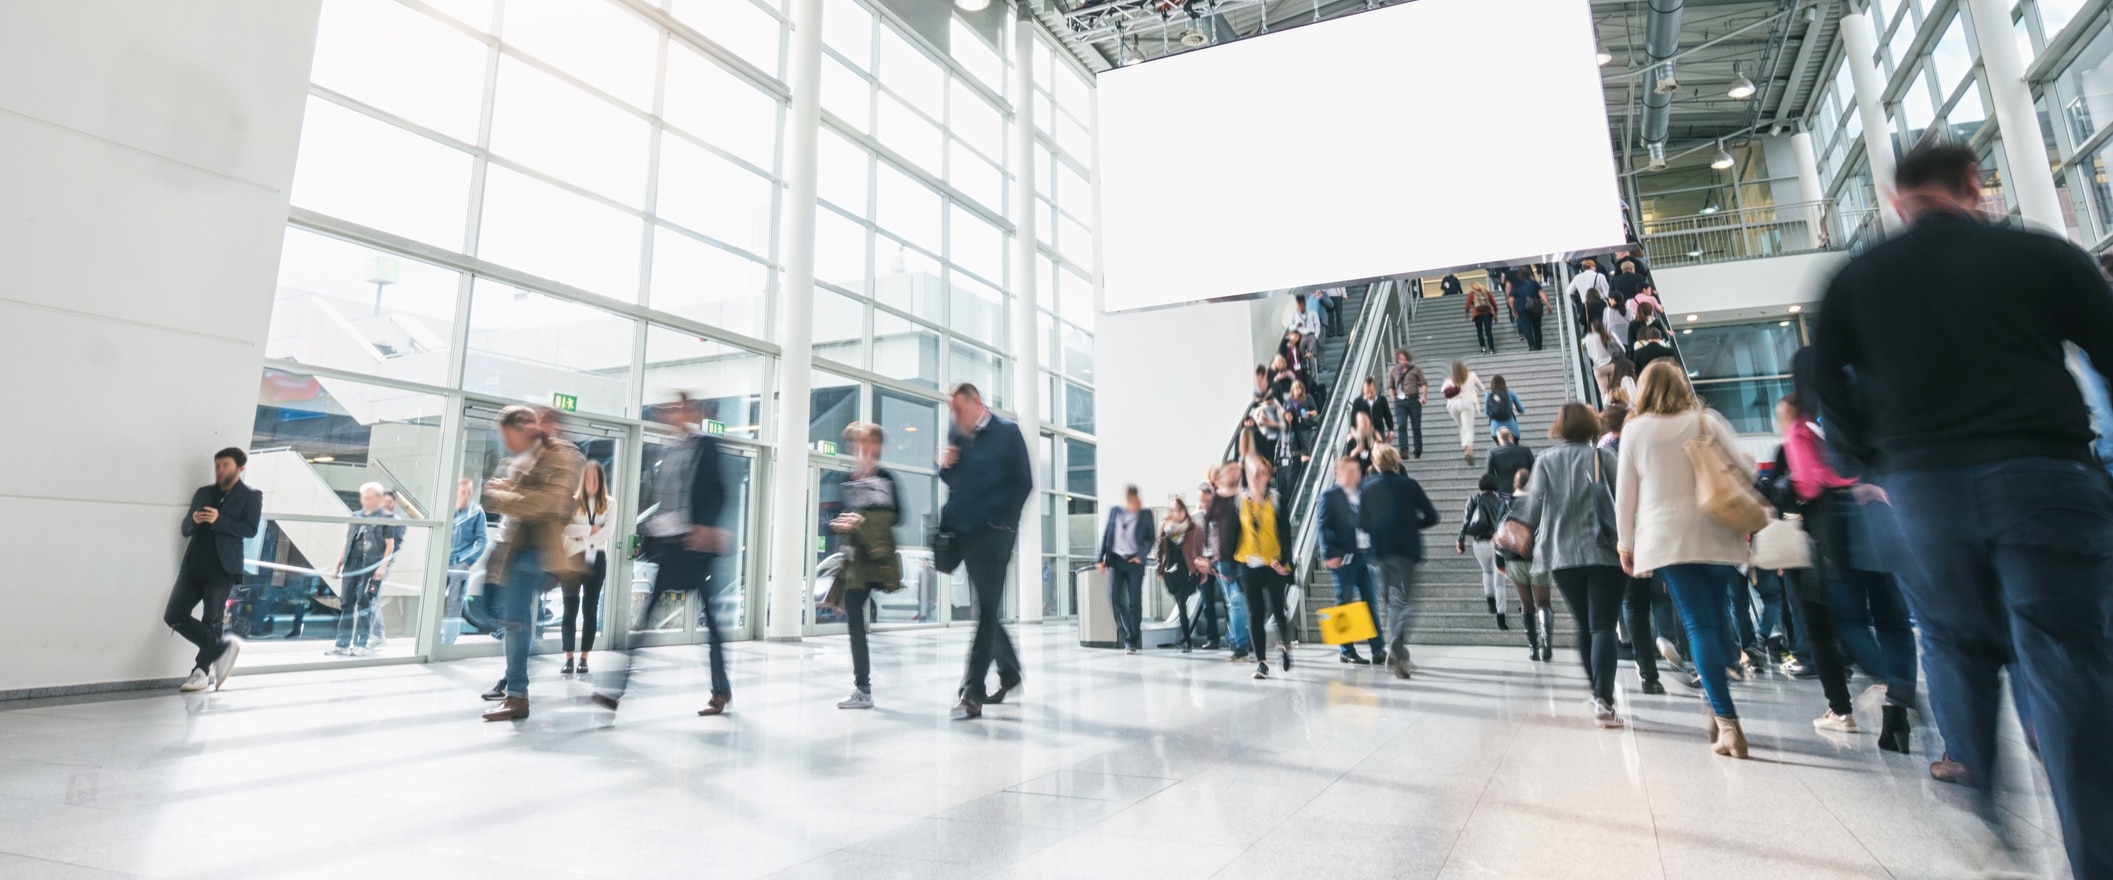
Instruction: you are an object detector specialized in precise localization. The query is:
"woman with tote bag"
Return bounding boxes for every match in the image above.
[1616,361,1759,758]
[1511,404,1628,728]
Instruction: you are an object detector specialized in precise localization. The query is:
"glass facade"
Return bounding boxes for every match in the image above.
[262,0,1099,666]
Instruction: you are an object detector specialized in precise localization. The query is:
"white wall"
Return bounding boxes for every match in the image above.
[0,0,322,695]
[1655,251,1847,323]
[1095,298,1277,514]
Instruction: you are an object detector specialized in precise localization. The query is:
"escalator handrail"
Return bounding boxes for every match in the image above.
[1285,282,1403,596]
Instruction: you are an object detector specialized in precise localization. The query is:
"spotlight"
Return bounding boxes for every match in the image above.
[1711,140,1735,170]
[1596,44,1613,66]
[1788,305,1803,313]
[1181,26,1208,46]
[1728,62,1756,100]
[956,0,990,10]
[1685,314,1700,322]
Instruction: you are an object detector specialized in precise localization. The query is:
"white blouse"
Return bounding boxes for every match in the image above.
[1614,409,1753,574]
[563,497,616,563]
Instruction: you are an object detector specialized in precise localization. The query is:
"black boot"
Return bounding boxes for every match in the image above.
[1496,612,1509,631]
[1486,596,1498,615]
[1523,606,1542,661]
[1879,705,1911,754]
[1538,608,1555,661]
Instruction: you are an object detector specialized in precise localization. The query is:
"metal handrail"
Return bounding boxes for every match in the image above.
[1639,199,1856,269]
[1286,281,1403,606]
[1219,284,1392,466]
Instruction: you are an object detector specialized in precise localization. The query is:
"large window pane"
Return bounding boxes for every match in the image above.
[1694,378,1796,434]
[425,0,493,31]
[230,516,434,660]
[489,56,650,206]
[872,311,941,389]
[949,142,1003,213]
[1058,211,1092,267]
[1059,267,1094,331]
[1065,437,1095,495]
[465,279,637,416]
[657,133,775,253]
[1064,381,1095,434]
[950,79,1004,160]
[814,288,867,365]
[948,274,1005,346]
[292,97,473,250]
[252,367,450,517]
[1055,65,1092,120]
[669,0,783,79]
[478,165,645,300]
[815,208,870,294]
[875,162,942,254]
[810,371,860,446]
[877,92,943,175]
[823,0,873,70]
[643,324,765,438]
[1060,321,1093,384]
[949,342,1004,409]
[950,18,1004,91]
[871,388,939,467]
[648,227,769,339]
[2042,0,2087,37]
[817,126,871,216]
[665,44,780,170]
[269,228,460,387]
[875,237,942,321]
[2055,24,2113,143]
[822,54,872,133]
[1679,321,1802,381]
[950,204,1004,285]
[501,0,657,109]
[1929,15,1972,91]
[310,0,487,142]
[878,27,943,118]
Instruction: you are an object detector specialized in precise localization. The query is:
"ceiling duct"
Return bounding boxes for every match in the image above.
[1639,0,1686,162]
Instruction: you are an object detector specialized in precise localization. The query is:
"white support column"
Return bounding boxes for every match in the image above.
[1792,130,1828,240]
[1839,13,1903,233]
[1967,0,2067,234]
[1009,16,1046,624]
[765,0,825,642]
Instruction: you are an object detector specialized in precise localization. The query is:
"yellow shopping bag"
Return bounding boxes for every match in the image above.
[1316,601,1378,646]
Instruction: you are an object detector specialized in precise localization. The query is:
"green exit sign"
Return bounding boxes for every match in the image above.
[703,419,727,436]
[551,393,578,412]
[816,440,838,456]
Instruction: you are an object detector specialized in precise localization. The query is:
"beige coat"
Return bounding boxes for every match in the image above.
[484,438,586,581]
[1615,408,1753,574]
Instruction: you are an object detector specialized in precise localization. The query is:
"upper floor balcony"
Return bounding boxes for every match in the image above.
[1639,200,1880,269]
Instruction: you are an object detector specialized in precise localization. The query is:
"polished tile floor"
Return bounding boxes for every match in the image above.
[0,626,2071,879]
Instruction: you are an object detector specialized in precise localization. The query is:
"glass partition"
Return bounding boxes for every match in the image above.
[230,517,433,666]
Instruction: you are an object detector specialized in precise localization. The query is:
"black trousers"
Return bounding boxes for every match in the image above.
[1240,565,1293,657]
[599,539,729,700]
[165,567,235,671]
[1107,559,1146,650]
[560,554,608,653]
[1782,567,1853,716]
[1623,575,1662,684]
[1553,566,1627,702]
[1473,314,1497,351]
[846,586,873,692]
[959,528,1022,701]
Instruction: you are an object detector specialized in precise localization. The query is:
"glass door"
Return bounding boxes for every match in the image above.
[436,404,630,660]
[809,462,853,636]
[629,428,756,648]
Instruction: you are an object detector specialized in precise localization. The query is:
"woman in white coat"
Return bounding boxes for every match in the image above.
[1616,360,1756,758]
[1442,360,1487,465]
[559,460,615,675]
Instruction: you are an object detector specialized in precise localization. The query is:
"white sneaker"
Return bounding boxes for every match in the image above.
[1593,697,1622,728]
[1814,711,1859,733]
[325,647,350,656]
[210,636,242,691]
[837,690,873,710]
[178,669,212,692]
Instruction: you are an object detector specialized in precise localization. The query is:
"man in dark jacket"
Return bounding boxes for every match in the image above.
[1358,446,1440,679]
[1813,143,2113,880]
[1097,486,1155,653]
[1319,457,1385,664]
[166,448,261,693]
[1630,326,1678,373]
[1486,429,1535,499]
[941,383,1034,719]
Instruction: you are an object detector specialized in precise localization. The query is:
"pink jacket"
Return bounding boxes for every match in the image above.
[1782,419,1857,502]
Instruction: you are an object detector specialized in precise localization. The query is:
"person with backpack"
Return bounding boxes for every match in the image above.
[1485,376,1525,443]
[1456,473,1507,631]
[1466,284,1501,354]
[1512,404,1629,728]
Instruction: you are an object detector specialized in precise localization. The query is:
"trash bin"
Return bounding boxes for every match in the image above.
[1074,565,1121,648]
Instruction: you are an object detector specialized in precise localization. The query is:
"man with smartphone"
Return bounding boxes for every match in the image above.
[166,448,261,692]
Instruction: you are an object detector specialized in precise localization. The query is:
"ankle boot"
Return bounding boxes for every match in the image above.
[1879,705,1911,754]
[1538,608,1556,661]
[1486,596,1498,615]
[482,696,529,722]
[1704,708,1721,742]
[1711,715,1749,758]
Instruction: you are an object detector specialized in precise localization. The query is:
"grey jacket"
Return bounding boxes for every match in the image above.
[1510,441,1622,571]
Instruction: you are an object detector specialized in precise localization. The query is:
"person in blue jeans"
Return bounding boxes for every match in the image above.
[1318,456,1385,664]
[1204,462,1254,659]
[1811,143,2113,878]
[478,405,586,722]
[1484,376,1525,443]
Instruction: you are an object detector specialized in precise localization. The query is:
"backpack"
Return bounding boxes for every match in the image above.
[1463,492,1500,541]
[1486,392,1515,422]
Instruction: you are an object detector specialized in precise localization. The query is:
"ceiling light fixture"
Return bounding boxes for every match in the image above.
[1728,62,1756,100]
[1788,304,1804,313]
[1711,139,1735,170]
[1685,314,1700,322]
[1685,249,1705,258]
[955,0,991,11]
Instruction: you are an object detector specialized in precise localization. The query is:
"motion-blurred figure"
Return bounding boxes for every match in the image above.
[479,405,583,722]
[941,383,1033,719]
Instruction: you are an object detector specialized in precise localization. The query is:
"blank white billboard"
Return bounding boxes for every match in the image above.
[1096,0,1624,313]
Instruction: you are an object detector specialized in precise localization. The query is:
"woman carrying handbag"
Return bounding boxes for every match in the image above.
[1616,361,1761,758]
[1510,404,1629,728]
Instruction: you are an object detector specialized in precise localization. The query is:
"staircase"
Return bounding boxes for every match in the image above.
[1298,292,1584,648]
[1311,284,1370,404]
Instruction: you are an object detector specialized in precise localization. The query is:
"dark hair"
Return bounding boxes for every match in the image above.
[1896,143,1980,196]
[949,382,982,401]
[1550,403,1599,443]
[1490,375,1509,395]
[1125,484,1140,498]
[1600,402,1630,435]
[1395,347,1412,361]
[1640,326,1664,342]
[214,447,247,468]
[1478,473,1499,492]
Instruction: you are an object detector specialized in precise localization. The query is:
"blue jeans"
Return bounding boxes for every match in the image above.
[1751,568,1787,647]
[2076,351,2113,479]
[494,546,549,698]
[1215,560,1251,653]
[1827,569,1918,707]
[1326,551,1385,658]
[1659,563,1743,718]
[1107,559,1145,650]
[1883,457,2113,880]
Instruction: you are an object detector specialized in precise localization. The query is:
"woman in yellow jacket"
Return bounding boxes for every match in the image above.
[1236,455,1298,680]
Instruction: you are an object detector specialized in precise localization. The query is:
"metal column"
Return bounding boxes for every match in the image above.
[1839,13,1903,233]
[1966,0,2067,233]
[764,0,825,642]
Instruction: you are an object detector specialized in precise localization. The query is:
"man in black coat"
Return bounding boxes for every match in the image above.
[1486,429,1535,499]
[1358,447,1439,680]
[1097,486,1155,653]
[167,448,262,692]
[940,383,1034,719]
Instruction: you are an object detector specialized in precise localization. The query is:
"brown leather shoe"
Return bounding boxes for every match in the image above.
[482,697,529,722]
[696,694,731,716]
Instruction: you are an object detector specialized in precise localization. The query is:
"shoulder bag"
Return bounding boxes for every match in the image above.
[1751,513,1812,571]
[1685,410,1772,534]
